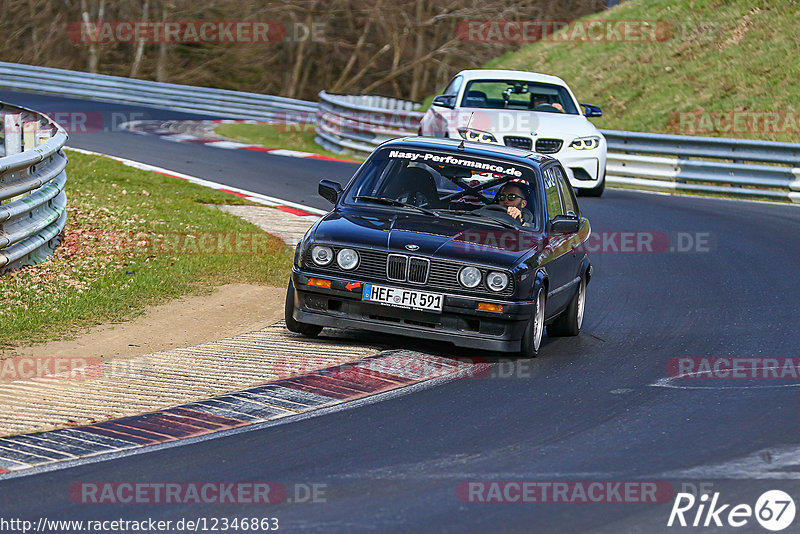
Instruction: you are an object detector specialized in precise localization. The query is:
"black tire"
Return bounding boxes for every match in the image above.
[547,276,586,337]
[520,287,546,358]
[579,176,605,197]
[285,279,323,337]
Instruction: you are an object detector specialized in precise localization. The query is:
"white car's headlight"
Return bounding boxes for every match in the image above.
[459,266,482,288]
[311,245,334,266]
[336,248,359,270]
[570,136,600,150]
[458,128,497,144]
[486,271,509,292]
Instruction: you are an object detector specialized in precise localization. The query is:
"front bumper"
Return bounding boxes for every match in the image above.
[290,270,535,352]
[561,155,601,186]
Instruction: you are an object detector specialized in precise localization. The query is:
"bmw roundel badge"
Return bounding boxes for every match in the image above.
[405,244,420,251]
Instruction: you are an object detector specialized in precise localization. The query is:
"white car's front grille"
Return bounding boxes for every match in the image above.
[535,138,563,154]
[503,136,532,150]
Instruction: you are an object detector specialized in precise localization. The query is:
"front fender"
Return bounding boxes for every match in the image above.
[580,256,592,285]
[532,269,548,298]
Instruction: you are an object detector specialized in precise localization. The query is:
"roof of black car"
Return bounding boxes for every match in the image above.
[379,137,554,167]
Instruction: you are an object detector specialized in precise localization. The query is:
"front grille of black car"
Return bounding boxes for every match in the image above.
[303,247,514,297]
[387,254,407,281]
[503,136,533,150]
[408,257,430,284]
[535,138,563,154]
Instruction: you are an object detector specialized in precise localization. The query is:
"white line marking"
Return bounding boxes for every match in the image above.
[203,141,253,149]
[658,445,800,480]
[649,376,800,390]
[64,147,327,215]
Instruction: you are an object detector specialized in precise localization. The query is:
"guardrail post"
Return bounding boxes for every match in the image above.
[4,113,21,156]
[36,128,51,146]
[23,120,38,150]
[790,169,800,204]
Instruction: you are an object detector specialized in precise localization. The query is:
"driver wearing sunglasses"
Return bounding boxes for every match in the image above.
[496,183,533,225]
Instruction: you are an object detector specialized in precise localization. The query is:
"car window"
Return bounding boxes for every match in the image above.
[460,80,578,114]
[443,75,463,96]
[543,168,563,219]
[553,165,577,217]
[342,147,541,229]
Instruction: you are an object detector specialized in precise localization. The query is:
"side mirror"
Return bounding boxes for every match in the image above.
[432,95,456,109]
[550,215,580,233]
[581,103,602,118]
[319,179,343,204]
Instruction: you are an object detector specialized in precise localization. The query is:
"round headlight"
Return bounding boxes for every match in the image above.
[311,245,333,266]
[487,271,509,292]
[459,266,482,288]
[337,248,359,270]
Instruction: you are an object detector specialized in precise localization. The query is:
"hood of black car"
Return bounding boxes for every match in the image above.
[311,210,541,268]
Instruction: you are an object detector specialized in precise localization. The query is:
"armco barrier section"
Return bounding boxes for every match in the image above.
[0,62,317,122]
[603,130,800,202]
[0,101,69,272]
[315,92,800,203]
[316,91,423,155]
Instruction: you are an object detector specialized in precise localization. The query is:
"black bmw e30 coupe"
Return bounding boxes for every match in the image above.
[285,136,592,357]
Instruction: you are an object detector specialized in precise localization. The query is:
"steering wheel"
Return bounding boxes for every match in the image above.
[398,190,434,208]
[532,103,560,112]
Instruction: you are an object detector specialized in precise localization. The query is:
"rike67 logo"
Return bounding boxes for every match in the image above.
[668,490,796,531]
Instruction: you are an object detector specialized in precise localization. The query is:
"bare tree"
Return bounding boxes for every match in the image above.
[1,0,607,100]
[130,0,150,77]
[80,0,106,73]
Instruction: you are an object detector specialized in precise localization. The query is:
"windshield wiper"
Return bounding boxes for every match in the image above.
[353,196,438,217]
[438,209,519,230]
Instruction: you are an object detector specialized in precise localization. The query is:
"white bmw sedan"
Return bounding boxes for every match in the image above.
[419,69,607,196]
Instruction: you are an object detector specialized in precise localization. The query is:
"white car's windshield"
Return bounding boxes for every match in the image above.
[461,79,579,115]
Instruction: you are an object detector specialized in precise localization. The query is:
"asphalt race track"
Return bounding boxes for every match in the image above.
[2,91,800,532]
[0,90,359,211]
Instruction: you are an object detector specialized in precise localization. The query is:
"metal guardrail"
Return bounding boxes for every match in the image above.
[316,91,422,155]
[0,62,317,122]
[0,101,69,272]
[316,92,800,203]
[603,130,800,202]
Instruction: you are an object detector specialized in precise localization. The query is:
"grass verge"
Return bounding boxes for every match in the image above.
[215,123,363,161]
[0,151,293,349]
[484,0,800,142]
